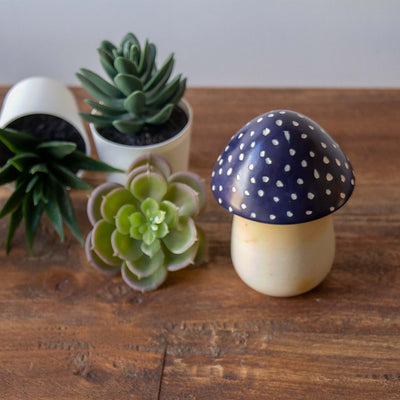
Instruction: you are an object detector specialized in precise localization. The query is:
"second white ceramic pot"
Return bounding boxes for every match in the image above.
[90,98,193,183]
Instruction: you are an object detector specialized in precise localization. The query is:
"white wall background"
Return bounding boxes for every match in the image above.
[1,0,399,87]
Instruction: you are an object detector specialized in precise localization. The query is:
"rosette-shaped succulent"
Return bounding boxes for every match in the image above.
[0,128,121,254]
[77,32,186,134]
[86,155,206,291]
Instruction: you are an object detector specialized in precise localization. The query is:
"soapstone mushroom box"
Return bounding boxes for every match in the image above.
[211,110,355,297]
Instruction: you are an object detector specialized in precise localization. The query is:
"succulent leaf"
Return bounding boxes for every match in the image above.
[79,33,186,135]
[44,190,64,241]
[50,164,92,190]
[37,141,77,159]
[85,155,206,291]
[23,194,44,255]
[6,205,23,254]
[0,180,28,218]
[0,163,20,185]
[86,232,120,274]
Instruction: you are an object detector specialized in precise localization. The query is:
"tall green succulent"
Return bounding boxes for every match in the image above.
[86,154,207,292]
[77,32,187,134]
[0,128,122,254]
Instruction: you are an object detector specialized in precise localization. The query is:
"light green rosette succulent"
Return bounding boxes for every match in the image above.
[86,155,206,291]
[77,32,186,134]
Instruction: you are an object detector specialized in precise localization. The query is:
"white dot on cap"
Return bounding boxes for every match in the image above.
[345,162,349,169]
[249,164,254,170]
[273,196,279,202]
[323,156,330,164]
[241,203,247,209]
[284,164,291,172]
[236,174,240,180]
[309,125,314,130]
[228,206,233,212]
[314,169,320,179]
[340,192,346,199]
[326,189,331,195]
[287,211,293,217]
[211,185,215,191]
[301,160,307,167]
[250,212,256,218]
[250,131,255,137]
[306,210,313,215]
[301,134,307,139]
[297,178,304,185]
[250,141,256,148]
[238,133,244,139]
[335,158,341,166]
[292,121,299,126]
[218,198,222,204]
[291,193,297,200]
[265,157,272,164]
[321,142,327,148]
[257,117,263,123]
[218,168,223,175]
[262,176,269,183]
[289,149,296,156]
[239,143,245,150]
[244,190,250,196]
[275,119,283,126]
[272,139,279,146]
[279,111,286,114]
[326,173,333,181]
[263,128,270,136]
[211,171,215,177]
[307,192,315,200]
[225,145,230,152]
[258,190,264,197]
[309,151,315,158]
[341,175,346,182]
[269,214,276,220]
[227,168,232,176]
[267,113,274,118]
[260,150,266,157]
[276,180,284,187]
[239,153,244,161]
[219,185,223,191]
[330,206,335,212]
[218,158,224,165]
[284,131,290,141]
[228,155,233,162]
[351,178,355,185]
[232,187,236,192]
[250,177,256,183]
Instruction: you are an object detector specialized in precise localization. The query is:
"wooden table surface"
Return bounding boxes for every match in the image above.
[0,87,399,399]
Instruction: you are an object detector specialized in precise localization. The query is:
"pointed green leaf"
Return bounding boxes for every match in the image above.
[37,141,77,159]
[54,183,83,244]
[0,163,20,185]
[125,249,165,278]
[80,68,124,98]
[99,40,117,54]
[30,163,48,175]
[0,128,39,153]
[78,112,115,128]
[137,39,149,75]
[23,194,44,255]
[122,262,167,292]
[144,53,174,92]
[6,205,23,254]
[33,180,44,206]
[112,119,144,134]
[130,44,140,65]
[124,91,146,115]
[144,104,174,125]
[50,164,92,190]
[26,174,40,193]
[141,43,157,84]
[85,99,126,116]
[121,32,140,49]
[114,73,143,96]
[44,190,64,241]
[76,72,124,109]
[10,153,40,171]
[168,78,186,105]
[97,48,118,80]
[0,181,28,218]
[146,74,181,107]
[162,216,197,254]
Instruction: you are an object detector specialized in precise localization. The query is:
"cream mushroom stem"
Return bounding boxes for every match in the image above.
[230,214,335,297]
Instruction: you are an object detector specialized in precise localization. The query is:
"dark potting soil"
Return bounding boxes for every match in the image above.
[98,106,188,146]
[0,114,86,166]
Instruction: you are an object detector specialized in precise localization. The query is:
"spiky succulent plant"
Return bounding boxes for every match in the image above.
[77,32,187,134]
[0,128,121,254]
[86,154,206,292]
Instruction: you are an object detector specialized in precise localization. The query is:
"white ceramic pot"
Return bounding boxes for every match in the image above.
[231,215,335,297]
[90,98,193,183]
[0,76,90,156]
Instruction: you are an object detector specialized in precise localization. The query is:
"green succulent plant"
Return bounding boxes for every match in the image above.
[86,154,207,292]
[77,32,187,134]
[0,128,122,254]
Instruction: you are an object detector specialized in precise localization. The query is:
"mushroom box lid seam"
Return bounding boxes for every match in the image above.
[210,110,355,225]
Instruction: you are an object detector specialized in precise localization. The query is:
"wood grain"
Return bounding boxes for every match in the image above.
[1,87,400,399]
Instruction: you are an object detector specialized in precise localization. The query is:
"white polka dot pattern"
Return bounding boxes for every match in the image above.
[210,109,355,224]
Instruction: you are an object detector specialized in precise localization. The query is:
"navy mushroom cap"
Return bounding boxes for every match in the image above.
[210,110,355,225]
